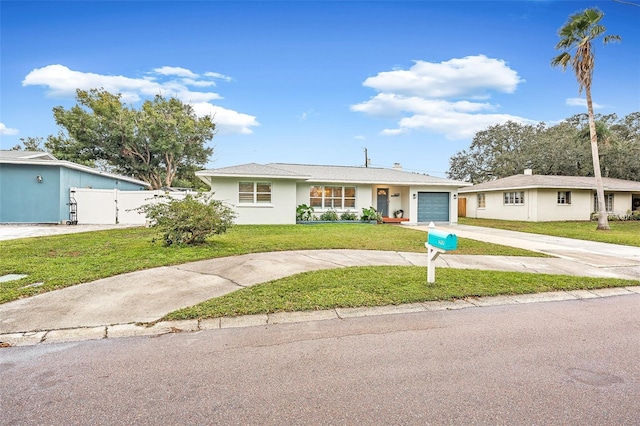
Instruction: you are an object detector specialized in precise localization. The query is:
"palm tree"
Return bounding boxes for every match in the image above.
[551,8,621,230]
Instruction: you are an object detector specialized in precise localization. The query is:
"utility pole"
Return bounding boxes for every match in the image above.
[364,147,370,168]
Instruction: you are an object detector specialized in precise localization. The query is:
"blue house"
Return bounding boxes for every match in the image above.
[0,151,150,223]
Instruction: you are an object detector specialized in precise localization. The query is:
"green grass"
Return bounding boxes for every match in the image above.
[0,224,541,304]
[165,266,639,320]
[459,217,640,247]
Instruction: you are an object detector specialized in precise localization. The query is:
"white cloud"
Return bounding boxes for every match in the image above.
[204,72,233,82]
[153,66,198,78]
[351,55,530,140]
[0,122,19,135]
[363,55,523,99]
[566,97,603,109]
[22,64,258,134]
[354,135,366,140]
[190,102,259,135]
[298,109,316,121]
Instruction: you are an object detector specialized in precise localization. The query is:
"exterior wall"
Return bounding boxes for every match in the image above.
[467,190,532,221]
[611,192,632,217]
[371,185,410,218]
[0,163,62,223]
[535,189,592,222]
[208,177,298,225]
[0,163,147,223]
[460,195,476,218]
[462,189,635,222]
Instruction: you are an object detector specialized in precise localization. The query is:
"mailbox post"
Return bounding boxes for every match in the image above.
[425,227,458,283]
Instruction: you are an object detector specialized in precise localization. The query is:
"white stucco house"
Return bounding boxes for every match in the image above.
[459,170,640,222]
[196,163,471,225]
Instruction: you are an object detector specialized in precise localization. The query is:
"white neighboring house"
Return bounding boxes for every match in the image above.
[196,163,471,225]
[459,169,640,222]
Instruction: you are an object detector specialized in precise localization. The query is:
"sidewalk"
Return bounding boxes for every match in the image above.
[1,225,639,347]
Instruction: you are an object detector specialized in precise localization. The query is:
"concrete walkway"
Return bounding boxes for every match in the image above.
[1,224,639,347]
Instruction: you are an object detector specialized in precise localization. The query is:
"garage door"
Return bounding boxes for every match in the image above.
[417,192,450,222]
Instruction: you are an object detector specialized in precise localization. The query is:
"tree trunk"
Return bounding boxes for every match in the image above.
[586,88,610,230]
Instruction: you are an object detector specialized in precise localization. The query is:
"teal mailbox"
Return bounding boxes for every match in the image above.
[427,229,458,251]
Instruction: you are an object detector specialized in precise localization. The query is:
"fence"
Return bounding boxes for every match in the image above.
[70,187,192,225]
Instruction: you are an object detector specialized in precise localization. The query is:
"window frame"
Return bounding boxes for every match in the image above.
[503,191,525,205]
[557,191,572,205]
[477,193,486,209]
[238,181,272,204]
[594,192,614,213]
[309,185,356,210]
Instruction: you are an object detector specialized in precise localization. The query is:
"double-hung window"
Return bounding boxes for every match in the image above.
[504,191,524,205]
[477,193,486,208]
[238,181,271,204]
[557,191,571,205]
[310,186,356,209]
[594,193,614,212]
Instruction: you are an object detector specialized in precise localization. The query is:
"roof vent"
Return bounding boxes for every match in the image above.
[393,163,402,170]
[524,168,533,175]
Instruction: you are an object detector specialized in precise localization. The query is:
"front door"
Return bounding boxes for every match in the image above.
[377,188,389,217]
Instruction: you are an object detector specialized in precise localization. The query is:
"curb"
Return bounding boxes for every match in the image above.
[2,286,639,348]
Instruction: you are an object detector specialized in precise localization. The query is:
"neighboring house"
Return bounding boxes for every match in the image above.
[0,150,150,223]
[459,169,640,222]
[196,163,471,225]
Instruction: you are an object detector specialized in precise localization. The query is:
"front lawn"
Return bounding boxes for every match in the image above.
[165,266,639,320]
[0,224,542,304]
[459,218,640,247]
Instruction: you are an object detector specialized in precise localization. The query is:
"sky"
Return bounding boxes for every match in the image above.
[1,0,639,178]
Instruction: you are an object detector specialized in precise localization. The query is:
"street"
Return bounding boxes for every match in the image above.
[2,294,639,425]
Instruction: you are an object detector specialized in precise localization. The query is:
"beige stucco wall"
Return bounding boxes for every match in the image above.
[208,177,297,225]
[461,189,636,222]
[465,190,531,221]
[535,189,591,221]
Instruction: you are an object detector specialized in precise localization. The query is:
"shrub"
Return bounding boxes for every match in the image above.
[138,193,236,246]
[296,204,315,221]
[361,206,382,223]
[319,209,339,221]
[340,210,358,221]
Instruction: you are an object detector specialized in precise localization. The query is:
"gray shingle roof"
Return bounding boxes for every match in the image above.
[459,174,640,193]
[198,162,470,186]
[0,150,57,161]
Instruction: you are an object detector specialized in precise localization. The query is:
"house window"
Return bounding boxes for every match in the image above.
[309,186,356,209]
[477,193,486,208]
[594,193,614,212]
[504,191,524,205]
[239,181,271,204]
[557,191,571,205]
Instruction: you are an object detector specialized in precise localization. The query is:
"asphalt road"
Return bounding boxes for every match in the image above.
[2,294,639,425]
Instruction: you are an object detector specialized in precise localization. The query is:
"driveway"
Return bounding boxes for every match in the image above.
[0,224,138,241]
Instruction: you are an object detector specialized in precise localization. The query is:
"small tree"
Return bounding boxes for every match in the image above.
[139,193,236,246]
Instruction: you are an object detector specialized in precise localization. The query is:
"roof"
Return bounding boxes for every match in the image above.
[0,150,151,187]
[0,150,57,161]
[197,163,471,187]
[459,174,640,193]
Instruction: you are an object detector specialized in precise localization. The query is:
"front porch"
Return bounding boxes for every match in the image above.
[382,217,410,224]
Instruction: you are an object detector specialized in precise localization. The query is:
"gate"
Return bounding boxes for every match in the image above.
[458,197,467,218]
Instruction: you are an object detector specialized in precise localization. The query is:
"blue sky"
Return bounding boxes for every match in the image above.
[1,1,639,177]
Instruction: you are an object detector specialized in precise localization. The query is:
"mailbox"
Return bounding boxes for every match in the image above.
[427,229,458,251]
